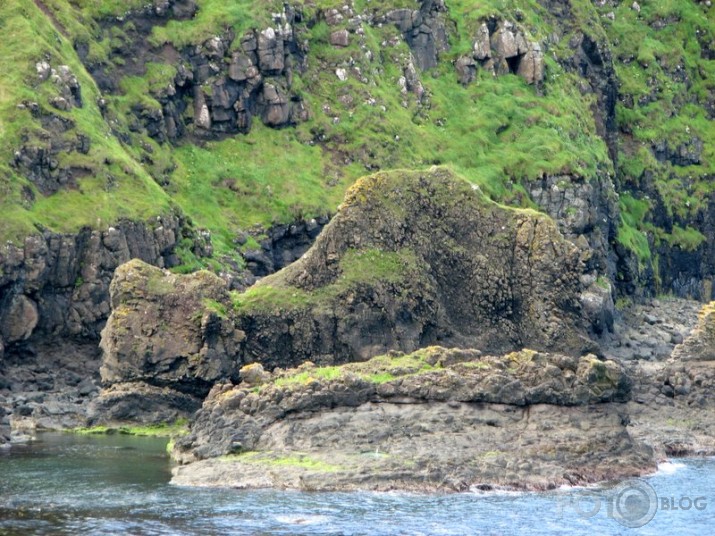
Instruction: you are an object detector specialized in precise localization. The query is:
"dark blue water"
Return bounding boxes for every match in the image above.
[0,433,713,535]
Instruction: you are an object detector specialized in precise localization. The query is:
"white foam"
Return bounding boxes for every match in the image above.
[275,514,331,525]
[657,461,686,475]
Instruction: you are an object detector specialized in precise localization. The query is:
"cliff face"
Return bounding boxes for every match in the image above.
[1,1,713,355]
[92,168,603,416]
[0,0,714,445]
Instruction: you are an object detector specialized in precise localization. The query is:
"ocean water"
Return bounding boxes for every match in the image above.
[0,433,713,535]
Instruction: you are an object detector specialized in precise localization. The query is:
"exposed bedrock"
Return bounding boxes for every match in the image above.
[171,347,653,491]
[0,212,199,348]
[97,259,245,398]
[237,167,603,370]
[95,168,610,421]
[89,259,245,423]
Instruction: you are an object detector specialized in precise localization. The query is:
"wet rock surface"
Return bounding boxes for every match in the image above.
[0,341,101,443]
[171,347,653,491]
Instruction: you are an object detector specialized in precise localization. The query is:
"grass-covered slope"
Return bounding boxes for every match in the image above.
[0,0,173,242]
[1,0,713,290]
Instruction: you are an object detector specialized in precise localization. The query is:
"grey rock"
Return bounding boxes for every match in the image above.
[329,29,350,47]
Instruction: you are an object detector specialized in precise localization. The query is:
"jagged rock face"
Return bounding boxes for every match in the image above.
[526,173,620,333]
[653,195,715,302]
[171,347,653,491]
[99,259,244,397]
[11,105,91,196]
[527,174,618,272]
[671,302,715,362]
[239,216,330,278]
[384,0,450,71]
[456,20,544,86]
[90,5,309,143]
[0,213,191,347]
[238,168,599,369]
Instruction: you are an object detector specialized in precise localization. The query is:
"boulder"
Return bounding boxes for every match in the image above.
[87,382,202,425]
[0,295,39,343]
[329,29,350,47]
[99,259,244,397]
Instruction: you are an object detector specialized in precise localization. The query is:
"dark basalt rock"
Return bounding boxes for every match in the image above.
[99,259,245,398]
[0,212,195,346]
[237,168,601,370]
[384,0,450,71]
[170,347,654,492]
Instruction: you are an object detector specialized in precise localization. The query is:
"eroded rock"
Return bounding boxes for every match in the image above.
[671,301,715,361]
[99,259,244,399]
[171,347,652,491]
[237,167,599,369]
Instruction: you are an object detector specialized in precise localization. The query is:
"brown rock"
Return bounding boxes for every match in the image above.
[0,295,39,343]
[671,302,715,361]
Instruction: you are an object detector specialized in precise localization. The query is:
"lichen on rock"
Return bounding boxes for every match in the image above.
[671,301,715,362]
[99,259,245,401]
[170,346,651,491]
[235,167,599,369]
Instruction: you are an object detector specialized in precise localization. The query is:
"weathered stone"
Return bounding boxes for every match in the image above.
[237,168,596,370]
[87,382,201,424]
[239,363,270,386]
[0,295,39,343]
[491,22,519,59]
[329,29,350,47]
[228,53,254,82]
[473,23,491,60]
[257,27,285,73]
[261,83,291,127]
[171,348,650,492]
[671,302,715,361]
[516,43,545,84]
[100,259,244,397]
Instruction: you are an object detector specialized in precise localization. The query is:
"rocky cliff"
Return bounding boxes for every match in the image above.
[94,167,605,413]
[2,0,713,352]
[1,0,714,458]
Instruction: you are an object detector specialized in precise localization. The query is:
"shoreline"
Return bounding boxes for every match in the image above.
[3,297,715,493]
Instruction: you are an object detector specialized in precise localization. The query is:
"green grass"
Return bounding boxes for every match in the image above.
[219,451,342,472]
[271,348,443,388]
[0,0,173,243]
[1,0,712,292]
[72,419,189,437]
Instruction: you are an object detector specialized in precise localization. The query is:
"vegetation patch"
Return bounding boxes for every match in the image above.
[219,451,342,472]
[72,419,189,437]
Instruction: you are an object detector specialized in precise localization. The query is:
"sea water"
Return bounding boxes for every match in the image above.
[1,433,713,535]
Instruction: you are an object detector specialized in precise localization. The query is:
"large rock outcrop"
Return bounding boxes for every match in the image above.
[171,347,653,491]
[99,259,244,397]
[237,167,600,370]
[456,19,545,85]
